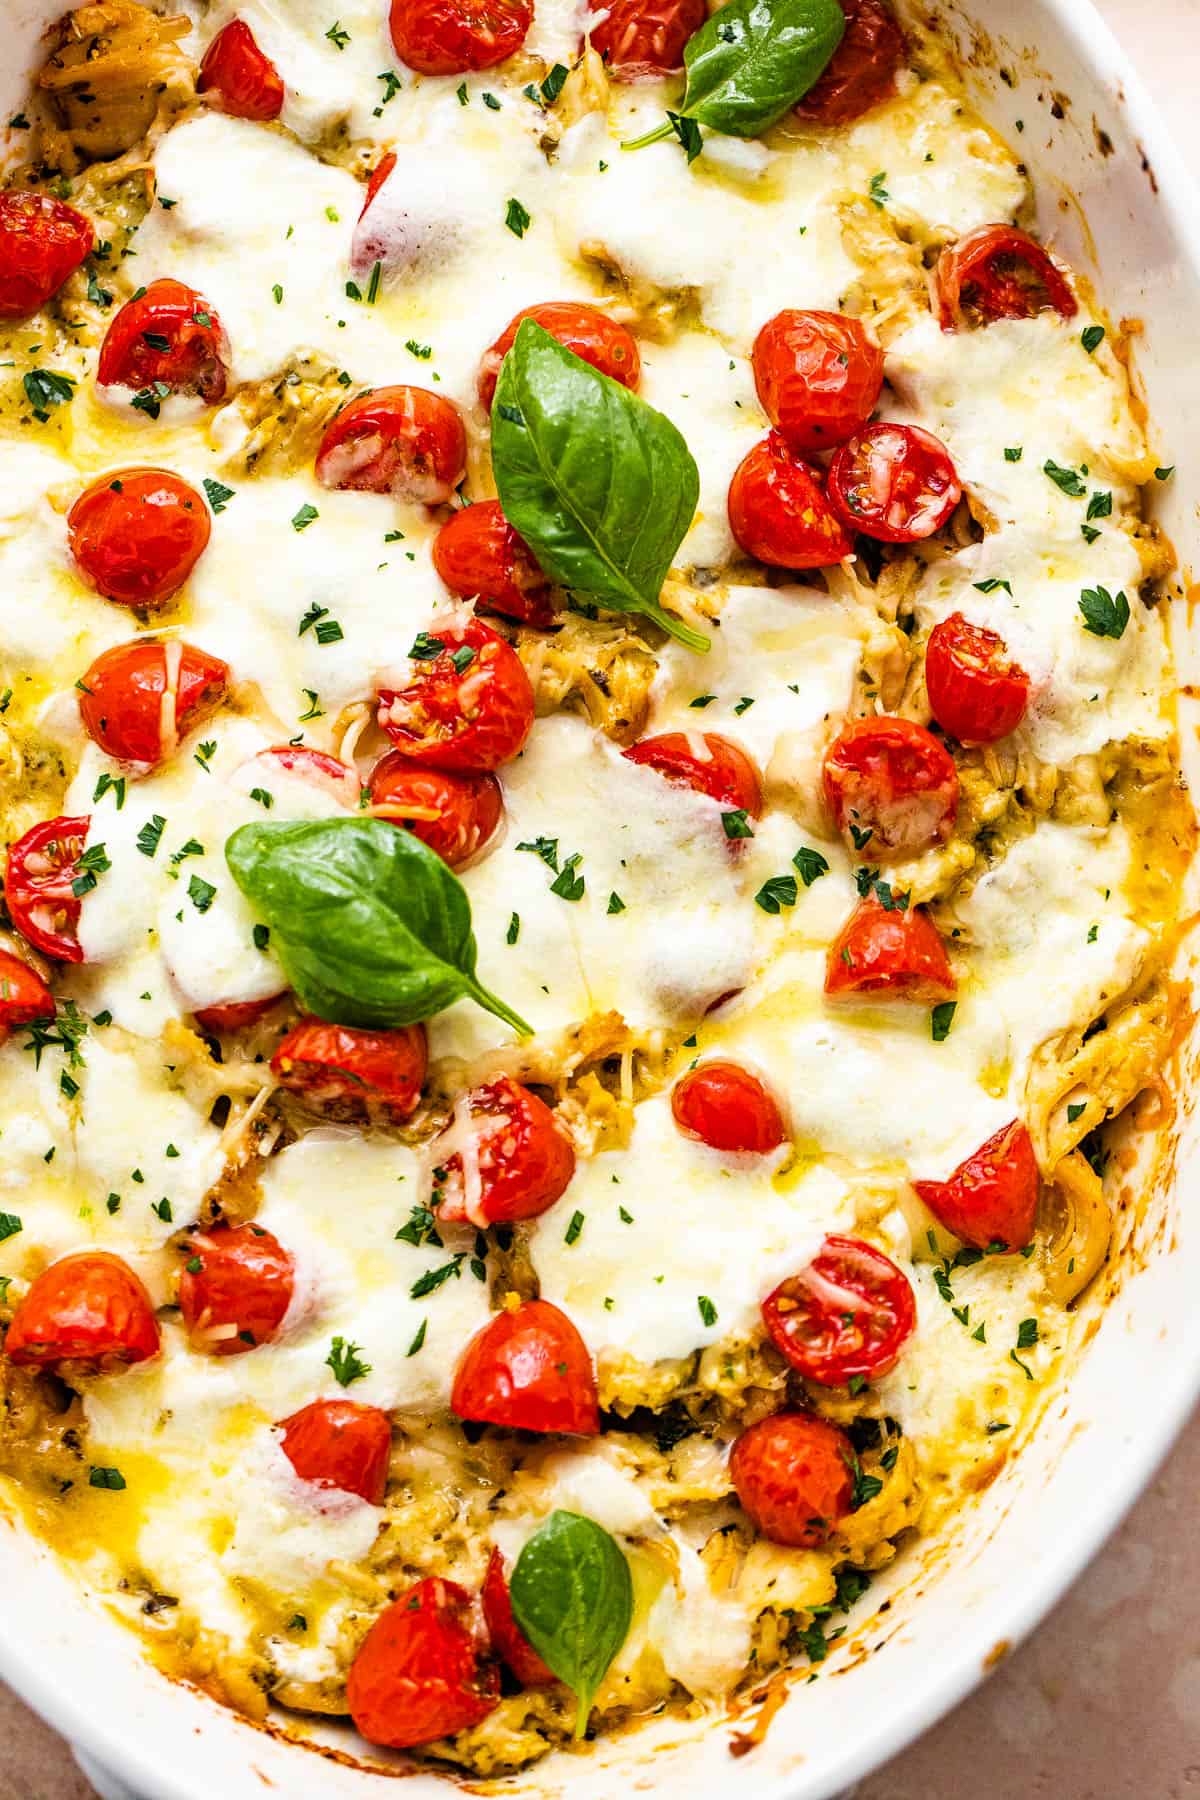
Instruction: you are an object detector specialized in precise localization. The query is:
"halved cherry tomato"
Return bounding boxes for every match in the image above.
[935,223,1078,329]
[0,191,94,319]
[914,1119,1039,1251]
[729,1411,854,1547]
[6,1251,160,1372]
[671,1061,785,1154]
[378,618,534,772]
[588,0,705,78]
[481,1549,555,1687]
[5,816,89,963]
[434,1077,576,1225]
[361,151,396,217]
[622,732,763,816]
[924,613,1030,745]
[279,1399,392,1505]
[0,950,54,1039]
[451,1298,599,1435]
[823,715,958,858]
[198,19,285,119]
[433,501,554,628]
[97,278,229,403]
[368,751,502,868]
[828,422,961,544]
[194,995,282,1036]
[68,468,211,609]
[271,1018,428,1119]
[825,895,956,1001]
[348,1576,500,1749]
[762,1235,916,1386]
[77,640,230,768]
[239,744,360,811]
[478,302,641,411]
[728,433,853,569]
[178,1223,294,1355]
[793,0,905,124]
[316,386,466,504]
[389,0,531,73]
[752,310,884,454]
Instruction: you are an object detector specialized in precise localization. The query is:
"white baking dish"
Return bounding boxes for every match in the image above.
[3,2,1200,1796]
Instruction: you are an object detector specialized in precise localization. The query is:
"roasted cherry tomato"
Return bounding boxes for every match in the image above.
[348,1576,500,1748]
[924,613,1030,745]
[914,1119,1039,1251]
[828,422,961,544]
[435,1077,576,1226]
[68,468,211,608]
[762,1235,916,1386]
[671,1061,786,1155]
[793,0,905,124]
[240,744,360,811]
[279,1399,392,1505]
[198,19,285,119]
[5,816,89,963]
[5,1251,160,1372]
[178,1223,294,1355]
[389,0,532,74]
[622,731,763,816]
[478,301,641,411]
[481,1549,555,1687]
[193,995,282,1036]
[271,1018,428,1119]
[378,618,534,772]
[588,0,705,77]
[361,151,397,217]
[752,310,884,453]
[316,386,466,504]
[432,501,554,628]
[97,278,229,403]
[77,640,230,768]
[823,715,958,858]
[368,751,502,868]
[0,191,94,319]
[728,432,853,569]
[935,223,1078,329]
[451,1298,599,1435]
[729,1411,854,1547]
[825,895,956,1001]
[0,950,55,1039]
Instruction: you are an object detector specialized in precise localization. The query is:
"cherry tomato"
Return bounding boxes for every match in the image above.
[729,1411,854,1547]
[0,950,55,1039]
[97,278,230,403]
[914,1119,1039,1251]
[793,0,906,125]
[825,896,956,1001]
[348,1576,500,1749]
[588,0,705,77]
[77,640,230,768]
[279,1399,392,1505]
[68,468,211,609]
[193,995,282,1036]
[432,501,554,629]
[361,151,396,217]
[823,715,958,858]
[368,751,502,868]
[752,310,884,453]
[924,613,1030,745]
[178,1223,294,1355]
[728,432,853,569]
[198,19,285,119]
[828,422,961,544]
[5,816,89,963]
[671,1061,786,1155]
[5,1251,160,1372]
[935,223,1078,329]
[481,1549,555,1686]
[271,1018,428,1119]
[478,302,641,411]
[762,1235,916,1386]
[389,0,531,73]
[241,745,360,811]
[316,386,466,504]
[435,1077,576,1226]
[451,1298,599,1435]
[378,618,534,772]
[0,191,94,320]
[622,732,763,816]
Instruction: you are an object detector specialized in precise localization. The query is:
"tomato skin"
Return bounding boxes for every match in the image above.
[0,191,94,320]
[825,896,956,1001]
[762,1235,916,1386]
[435,1077,576,1226]
[0,950,55,1039]
[924,613,1030,746]
[479,302,641,412]
[178,1223,295,1356]
[936,223,1078,329]
[77,640,230,768]
[97,278,229,403]
[378,618,534,773]
[271,1018,428,1119]
[728,433,853,569]
[588,0,706,78]
[361,152,396,218]
[823,715,958,858]
[914,1119,1039,1251]
[348,1577,500,1749]
[316,386,466,504]
[793,0,905,124]
[828,422,961,544]
[671,1061,786,1155]
[279,1399,392,1505]
[729,1412,854,1548]
[622,732,763,816]
[6,1252,160,1372]
[368,751,502,868]
[451,1298,600,1435]
[482,1549,556,1686]
[68,468,211,608]
[198,19,285,119]
[752,310,884,454]
[193,994,282,1035]
[433,501,554,629]
[389,0,532,75]
[243,745,360,810]
[5,816,89,963]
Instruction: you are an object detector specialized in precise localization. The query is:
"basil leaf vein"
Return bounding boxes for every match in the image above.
[509,1510,633,1737]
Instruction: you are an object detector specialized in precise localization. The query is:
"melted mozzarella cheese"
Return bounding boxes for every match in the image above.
[199,0,401,144]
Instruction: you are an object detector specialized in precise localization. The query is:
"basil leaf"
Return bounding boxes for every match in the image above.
[678,0,845,137]
[491,322,707,652]
[509,1511,633,1736]
[226,818,531,1035]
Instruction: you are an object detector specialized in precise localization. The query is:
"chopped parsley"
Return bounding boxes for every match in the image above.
[325,19,350,47]
[23,368,76,420]
[564,1210,585,1245]
[867,170,890,208]
[186,874,216,913]
[137,814,166,858]
[291,503,319,532]
[505,197,531,237]
[89,1466,126,1491]
[1078,585,1130,639]
[1004,446,1023,462]
[405,338,433,360]
[0,1214,23,1243]
[130,381,170,419]
[410,1256,465,1299]
[395,1205,442,1249]
[203,477,235,514]
[792,845,830,887]
[1081,324,1105,354]
[722,808,754,840]
[326,1335,370,1385]
[697,1295,718,1327]
[93,771,125,810]
[406,1319,427,1357]
[1044,458,1087,497]
[506,912,520,944]
[540,62,568,103]
[607,891,626,914]
[549,853,585,901]
[755,874,798,914]
[931,1000,957,1042]
[71,842,111,898]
